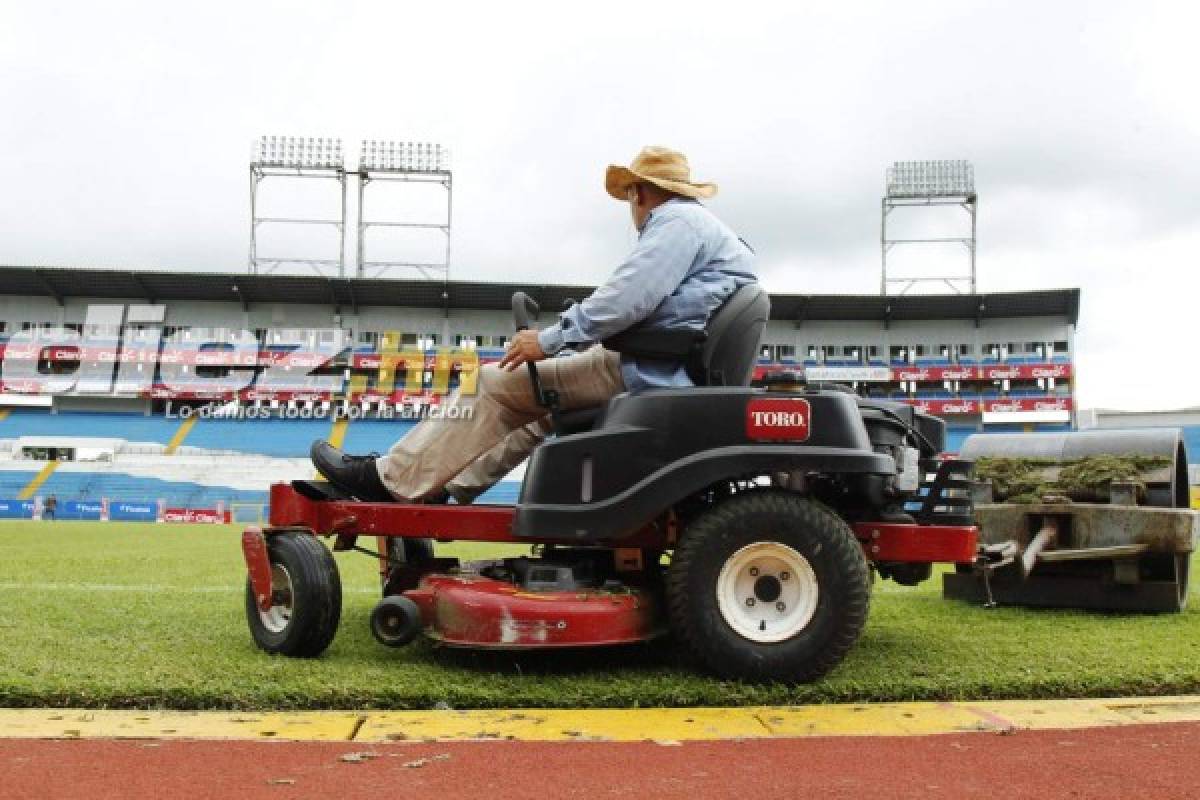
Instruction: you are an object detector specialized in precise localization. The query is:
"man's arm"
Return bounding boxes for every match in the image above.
[537,215,702,356]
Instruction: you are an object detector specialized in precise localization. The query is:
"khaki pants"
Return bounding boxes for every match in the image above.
[444,419,553,504]
[376,346,624,500]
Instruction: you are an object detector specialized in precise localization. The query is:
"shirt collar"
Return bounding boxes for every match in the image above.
[639,196,697,233]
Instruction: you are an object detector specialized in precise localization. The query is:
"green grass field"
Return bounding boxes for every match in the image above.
[2,521,1199,710]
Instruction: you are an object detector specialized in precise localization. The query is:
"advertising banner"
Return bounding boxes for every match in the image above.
[907,397,1073,415]
[803,366,893,383]
[60,500,104,520]
[0,499,35,518]
[749,362,1073,385]
[162,508,227,524]
[894,363,1073,381]
[107,501,159,521]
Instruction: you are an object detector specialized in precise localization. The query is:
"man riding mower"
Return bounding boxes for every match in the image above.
[241,147,976,682]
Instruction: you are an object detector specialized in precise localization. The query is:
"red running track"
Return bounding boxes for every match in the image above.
[3,722,1199,799]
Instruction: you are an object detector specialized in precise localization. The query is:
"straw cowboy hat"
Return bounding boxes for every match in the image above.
[605,146,717,201]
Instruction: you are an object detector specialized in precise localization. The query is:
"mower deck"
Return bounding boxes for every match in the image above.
[407,573,661,648]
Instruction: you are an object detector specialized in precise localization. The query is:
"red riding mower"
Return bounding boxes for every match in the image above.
[242,286,977,682]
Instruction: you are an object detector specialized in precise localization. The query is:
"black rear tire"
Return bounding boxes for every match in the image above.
[666,490,870,682]
[245,532,342,657]
[382,537,436,593]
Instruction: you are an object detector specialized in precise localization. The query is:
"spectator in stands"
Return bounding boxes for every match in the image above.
[312,146,757,502]
[43,494,57,520]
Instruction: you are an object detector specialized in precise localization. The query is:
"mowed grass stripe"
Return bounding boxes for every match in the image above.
[0,520,1198,710]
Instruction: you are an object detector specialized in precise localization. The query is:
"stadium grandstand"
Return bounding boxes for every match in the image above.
[0,264,1190,519]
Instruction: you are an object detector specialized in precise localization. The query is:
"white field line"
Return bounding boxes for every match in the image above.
[0,581,378,594]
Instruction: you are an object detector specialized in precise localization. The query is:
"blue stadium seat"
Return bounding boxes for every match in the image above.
[185,417,332,457]
[0,471,39,496]
[1,469,269,509]
[341,419,418,455]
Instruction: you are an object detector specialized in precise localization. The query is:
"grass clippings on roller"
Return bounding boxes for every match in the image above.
[1,521,1198,710]
[975,454,1172,504]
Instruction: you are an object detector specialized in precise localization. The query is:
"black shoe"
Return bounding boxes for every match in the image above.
[310,440,395,502]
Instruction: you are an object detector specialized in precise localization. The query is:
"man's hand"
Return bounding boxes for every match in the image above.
[499,329,547,371]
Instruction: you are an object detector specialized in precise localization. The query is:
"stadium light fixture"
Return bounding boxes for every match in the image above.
[358,140,451,173]
[252,135,344,170]
[249,135,348,276]
[886,160,974,198]
[880,159,977,295]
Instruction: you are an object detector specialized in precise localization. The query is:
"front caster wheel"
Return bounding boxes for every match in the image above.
[666,491,870,682]
[244,532,341,657]
[370,595,423,647]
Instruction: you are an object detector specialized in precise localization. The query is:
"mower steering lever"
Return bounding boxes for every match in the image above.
[511,291,558,411]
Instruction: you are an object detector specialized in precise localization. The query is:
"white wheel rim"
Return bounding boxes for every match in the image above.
[716,542,818,643]
[259,564,294,634]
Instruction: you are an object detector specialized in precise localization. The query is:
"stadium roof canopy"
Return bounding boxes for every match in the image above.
[0,265,1080,325]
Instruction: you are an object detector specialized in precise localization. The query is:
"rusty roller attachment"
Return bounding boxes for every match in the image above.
[945,429,1197,612]
[958,428,1190,509]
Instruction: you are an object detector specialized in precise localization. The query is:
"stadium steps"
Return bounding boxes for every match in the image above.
[163,416,198,454]
[17,461,60,499]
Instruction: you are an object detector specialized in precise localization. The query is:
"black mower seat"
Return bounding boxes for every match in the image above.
[554,406,605,436]
[552,283,770,437]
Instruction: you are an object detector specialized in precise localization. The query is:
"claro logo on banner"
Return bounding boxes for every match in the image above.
[746,398,811,442]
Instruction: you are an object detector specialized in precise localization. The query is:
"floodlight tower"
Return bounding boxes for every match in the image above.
[355,141,452,280]
[881,160,977,295]
[249,136,347,276]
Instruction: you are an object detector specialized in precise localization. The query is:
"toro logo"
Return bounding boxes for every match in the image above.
[746,398,811,442]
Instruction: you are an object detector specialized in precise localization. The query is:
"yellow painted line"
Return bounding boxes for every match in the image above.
[313,374,366,479]
[17,461,60,500]
[2,696,1200,742]
[164,415,198,455]
[0,710,362,741]
[328,416,350,449]
[327,373,367,450]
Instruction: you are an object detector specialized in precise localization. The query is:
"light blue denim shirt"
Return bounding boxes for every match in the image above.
[537,198,757,391]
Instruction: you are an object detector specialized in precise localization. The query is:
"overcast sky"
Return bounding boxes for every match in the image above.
[1,1,1196,410]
